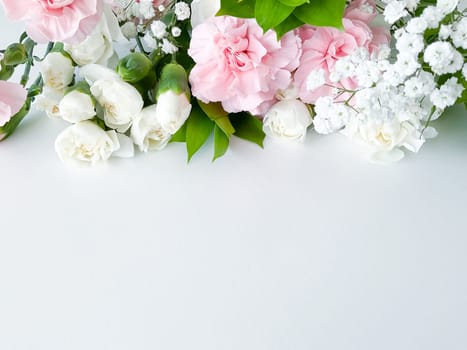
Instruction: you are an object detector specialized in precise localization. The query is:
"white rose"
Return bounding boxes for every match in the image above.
[263,99,312,142]
[131,105,171,152]
[90,78,144,132]
[58,90,96,123]
[155,90,192,134]
[64,8,118,66]
[34,87,64,119]
[38,52,74,90]
[54,121,120,166]
[190,0,220,28]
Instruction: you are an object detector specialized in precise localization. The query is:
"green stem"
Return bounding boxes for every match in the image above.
[20,42,35,87]
[136,35,147,55]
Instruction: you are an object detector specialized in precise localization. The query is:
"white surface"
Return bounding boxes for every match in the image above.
[1,11,467,350]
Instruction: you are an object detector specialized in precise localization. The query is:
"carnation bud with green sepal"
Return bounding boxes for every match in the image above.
[117,52,153,84]
[154,63,191,134]
[2,43,28,66]
[0,62,14,80]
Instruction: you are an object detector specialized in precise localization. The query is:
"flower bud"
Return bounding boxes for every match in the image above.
[155,63,192,134]
[117,52,153,83]
[156,63,190,98]
[3,43,28,66]
[0,62,14,80]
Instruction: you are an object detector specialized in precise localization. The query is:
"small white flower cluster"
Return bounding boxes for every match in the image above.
[112,1,190,55]
[308,0,467,162]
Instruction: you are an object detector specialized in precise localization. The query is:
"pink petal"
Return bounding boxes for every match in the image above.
[0,81,27,127]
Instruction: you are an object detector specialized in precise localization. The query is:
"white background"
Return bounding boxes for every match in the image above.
[1,9,467,350]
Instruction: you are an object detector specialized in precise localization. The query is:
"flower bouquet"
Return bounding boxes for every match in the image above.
[0,0,466,165]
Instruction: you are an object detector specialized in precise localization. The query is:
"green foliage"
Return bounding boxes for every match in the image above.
[198,101,235,136]
[176,101,266,161]
[218,0,346,38]
[293,0,345,29]
[255,0,294,33]
[186,102,215,161]
[170,121,187,143]
[213,125,230,161]
[217,0,255,18]
[230,112,265,148]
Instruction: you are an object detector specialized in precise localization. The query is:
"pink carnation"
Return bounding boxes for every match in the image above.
[0,0,110,44]
[294,0,390,104]
[0,81,27,128]
[188,16,301,115]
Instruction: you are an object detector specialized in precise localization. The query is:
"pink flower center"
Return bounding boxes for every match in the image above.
[223,47,249,71]
[38,0,74,10]
[323,37,351,69]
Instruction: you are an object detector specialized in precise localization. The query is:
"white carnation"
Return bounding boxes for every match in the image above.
[90,79,144,132]
[38,52,74,90]
[131,105,171,152]
[58,90,96,123]
[55,121,120,166]
[34,87,64,119]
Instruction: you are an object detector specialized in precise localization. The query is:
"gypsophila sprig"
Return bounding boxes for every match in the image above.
[0,0,466,166]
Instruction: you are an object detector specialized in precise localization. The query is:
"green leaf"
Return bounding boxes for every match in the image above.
[198,101,235,136]
[213,125,230,161]
[217,0,256,18]
[186,103,214,161]
[170,121,187,143]
[230,112,265,148]
[294,0,345,29]
[273,14,304,39]
[278,0,308,6]
[255,0,294,33]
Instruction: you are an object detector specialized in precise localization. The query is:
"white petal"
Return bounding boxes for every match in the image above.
[112,133,135,158]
